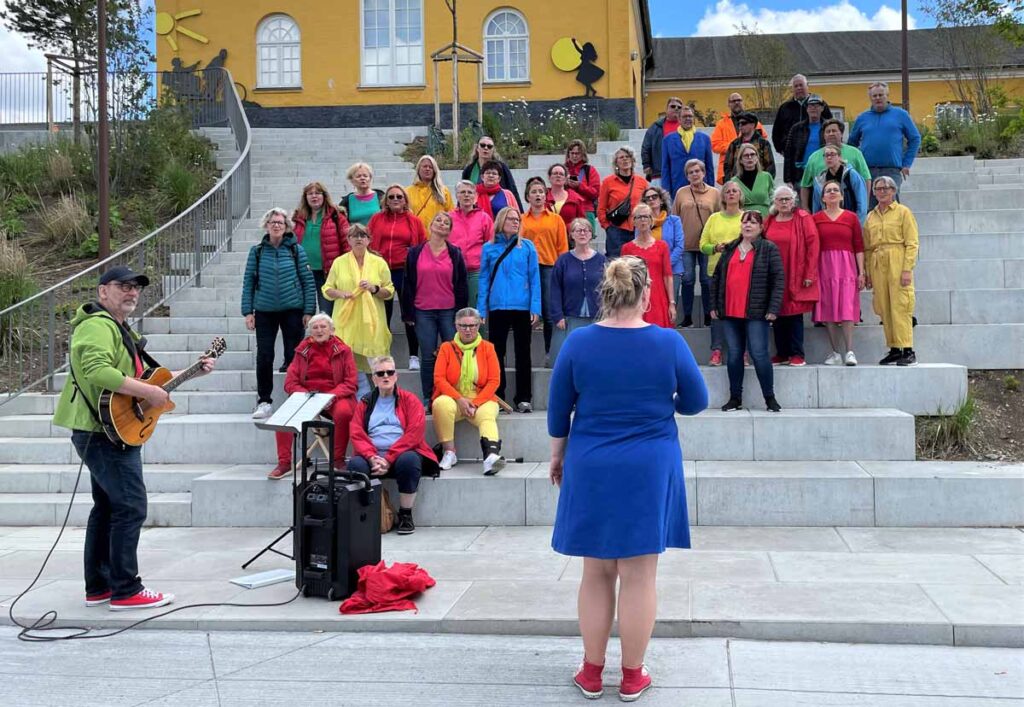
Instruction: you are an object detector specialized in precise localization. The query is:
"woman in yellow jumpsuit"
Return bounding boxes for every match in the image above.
[863,175,919,366]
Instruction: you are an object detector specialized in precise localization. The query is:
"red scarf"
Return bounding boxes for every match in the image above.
[475,182,501,218]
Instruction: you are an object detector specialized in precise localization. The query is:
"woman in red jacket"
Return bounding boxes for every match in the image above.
[564,139,601,231]
[269,313,359,479]
[367,184,427,370]
[293,181,350,316]
[546,163,588,233]
[348,355,440,535]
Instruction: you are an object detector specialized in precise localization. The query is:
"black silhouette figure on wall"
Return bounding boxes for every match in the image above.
[572,39,604,98]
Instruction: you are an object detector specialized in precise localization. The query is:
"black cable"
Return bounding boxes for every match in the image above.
[8,434,304,642]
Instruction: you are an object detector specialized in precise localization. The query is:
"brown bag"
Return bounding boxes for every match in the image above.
[380,487,395,534]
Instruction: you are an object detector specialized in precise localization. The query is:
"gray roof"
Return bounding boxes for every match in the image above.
[648,27,1024,82]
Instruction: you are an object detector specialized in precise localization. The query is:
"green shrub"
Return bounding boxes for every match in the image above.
[598,119,621,142]
[1004,375,1020,393]
[40,193,93,249]
[0,145,48,191]
[157,160,203,214]
[0,236,37,309]
[927,395,977,451]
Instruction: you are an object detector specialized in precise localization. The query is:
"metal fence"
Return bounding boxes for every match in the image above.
[0,67,250,405]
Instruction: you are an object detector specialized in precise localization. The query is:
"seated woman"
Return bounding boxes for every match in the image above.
[348,356,439,535]
[269,314,358,480]
[431,307,506,476]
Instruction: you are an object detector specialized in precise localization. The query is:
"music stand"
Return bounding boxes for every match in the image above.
[242,392,335,569]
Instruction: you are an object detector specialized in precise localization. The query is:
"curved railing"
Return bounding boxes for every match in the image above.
[0,67,251,405]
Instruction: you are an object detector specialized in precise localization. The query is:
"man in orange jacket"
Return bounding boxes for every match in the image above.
[710,92,767,184]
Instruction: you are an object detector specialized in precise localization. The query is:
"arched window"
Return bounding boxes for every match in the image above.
[257,14,301,88]
[484,10,529,82]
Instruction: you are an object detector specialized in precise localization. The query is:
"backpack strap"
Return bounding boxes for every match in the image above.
[486,237,520,312]
[254,242,301,291]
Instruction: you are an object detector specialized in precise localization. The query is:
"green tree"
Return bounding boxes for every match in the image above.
[964,0,1023,44]
[736,24,794,111]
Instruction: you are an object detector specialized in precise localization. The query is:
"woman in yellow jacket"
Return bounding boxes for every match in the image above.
[699,180,745,366]
[323,223,396,398]
[407,155,454,233]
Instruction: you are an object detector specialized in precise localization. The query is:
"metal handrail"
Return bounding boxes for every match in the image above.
[0,67,251,405]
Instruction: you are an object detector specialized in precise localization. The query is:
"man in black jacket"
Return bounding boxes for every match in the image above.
[641,97,683,186]
[772,74,833,154]
[783,95,827,187]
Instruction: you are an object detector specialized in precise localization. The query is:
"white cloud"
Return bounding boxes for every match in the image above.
[0,1,48,72]
[694,0,918,36]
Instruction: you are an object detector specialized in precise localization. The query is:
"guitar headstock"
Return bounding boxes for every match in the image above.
[203,337,227,360]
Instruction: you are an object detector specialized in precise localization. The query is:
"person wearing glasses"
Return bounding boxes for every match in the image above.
[708,210,784,413]
[700,181,745,366]
[546,163,588,232]
[522,176,570,361]
[475,161,521,218]
[722,112,775,183]
[54,265,217,611]
[661,105,716,198]
[243,208,317,420]
[849,82,922,207]
[431,308,506,476]
[407,154,454,233]
[478,207,542,413]
[449,180,494,318]
[729,143,774,217]
[342,162,384,227]
[864,175,919,366]
[643,186,684,324]
[368,184,426,370]
[323,224,396,398]
[711,94,767,184]
[348,355,440,535]
[550,218,607,363]
[641,96,683,187]
[598,146,648,258]
[763,185,820,367]
[292,181,350,316]
[462,135,523,210]
[809,145,869,221]
[671,159,720,328]
[564,139,601,230]
[622,203,675,328]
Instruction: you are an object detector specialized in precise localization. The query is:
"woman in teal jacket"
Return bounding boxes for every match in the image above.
[241,207,317,419]
[477,207,541,412]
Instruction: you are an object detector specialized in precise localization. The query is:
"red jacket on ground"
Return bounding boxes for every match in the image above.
[367,210,426,269]
[293,205,350,272]
[284,335,358,401]
[350,387,438,467]
[339,561,436,614]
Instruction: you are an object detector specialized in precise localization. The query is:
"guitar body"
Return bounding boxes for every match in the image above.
[99,367,177,446]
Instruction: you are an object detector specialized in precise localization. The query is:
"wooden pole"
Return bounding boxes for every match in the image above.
[901,0,910,112]
[450,0,459,158]
[97,0,110,260]
[433,59,441,126]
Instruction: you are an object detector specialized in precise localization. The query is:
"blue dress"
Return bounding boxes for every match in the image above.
[548,325,708,558]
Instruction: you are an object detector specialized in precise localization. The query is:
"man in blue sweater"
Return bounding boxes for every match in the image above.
[661,105,716,198]
[849,81,922,207]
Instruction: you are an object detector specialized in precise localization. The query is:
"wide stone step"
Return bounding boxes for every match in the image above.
[909,209,1024,234]
[918,233,1024,261]
[0,464,217,493]
[901,187,1024,212]
[0,492,190,525]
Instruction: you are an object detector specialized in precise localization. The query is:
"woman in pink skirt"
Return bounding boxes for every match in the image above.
[812,179,865,365]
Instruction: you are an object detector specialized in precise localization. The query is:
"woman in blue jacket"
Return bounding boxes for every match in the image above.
[550,217,607,364]
[810,145,869,221]
[477,207,541,412]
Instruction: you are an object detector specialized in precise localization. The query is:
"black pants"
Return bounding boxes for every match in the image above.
[255,309,305,403]
[348,451,421,496]
[772,314,805,359]
[71,431,146,600]
[488,309,532,404]
[312,269,333,316]
[384,267,418,358]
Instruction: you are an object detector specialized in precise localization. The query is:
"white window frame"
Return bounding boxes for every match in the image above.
[483,9,530,83]
[360,0,425,87]
[256,14,301,89]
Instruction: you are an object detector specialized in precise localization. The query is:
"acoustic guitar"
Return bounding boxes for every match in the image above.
[98,337,226,446]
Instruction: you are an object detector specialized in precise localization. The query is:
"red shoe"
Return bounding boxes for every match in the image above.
[771,355,788,365]
[620,664,652,702]
[789,356,807,367]
[109,588,174,611]
[85,590,112,607]
[573,658,604,699]
[708,350,723,366]
[267,463,292,480]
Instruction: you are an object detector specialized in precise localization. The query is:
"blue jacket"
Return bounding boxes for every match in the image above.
[661,130,716,197]
[641,117,667,179]
[550,250,607,322]
[848,104,922,169]
[241,233,317,315]
[477,234,542,318]
[811,168,869,221]
[658,214,685,275]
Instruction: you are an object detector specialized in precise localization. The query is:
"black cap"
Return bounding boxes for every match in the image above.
[737,111,758,124]
[99,265,150,287]
[806,94,825,106]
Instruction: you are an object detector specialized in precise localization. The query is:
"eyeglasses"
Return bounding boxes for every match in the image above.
[667,104,683,110]
[386,194,405,201]
[823,188,842,194]
[306,190,323,196]
[775,197,794,202]
[110,281,145,292]
[728,98,743,103]
[373,369,397,378]
[268,220,287,226]
[479,143,494,148]
[634,215,652,221]
[349,233,369,239]
[873,185,895,191]
[456,323,480,329]
[643,194,661,202]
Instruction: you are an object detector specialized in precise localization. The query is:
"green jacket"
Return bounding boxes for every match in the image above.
[53,303,142,432]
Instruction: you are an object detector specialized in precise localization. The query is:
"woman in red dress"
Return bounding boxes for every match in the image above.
[621,203,676,328]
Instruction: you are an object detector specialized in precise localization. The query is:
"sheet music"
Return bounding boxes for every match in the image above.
[254,392,335,433]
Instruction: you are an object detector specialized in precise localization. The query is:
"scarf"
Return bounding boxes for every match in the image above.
[453,333,482,398]
[650,210,668,240]
[475,182,502,218]
[678,126,696,151]
[739,168,758,191]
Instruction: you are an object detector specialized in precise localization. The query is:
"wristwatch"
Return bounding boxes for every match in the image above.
[372,285,381,294]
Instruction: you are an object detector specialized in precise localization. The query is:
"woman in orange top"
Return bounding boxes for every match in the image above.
[521,176,569,361]
[431,307,506,476]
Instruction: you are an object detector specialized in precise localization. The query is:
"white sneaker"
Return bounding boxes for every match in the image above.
[439,450,458,470]
[483,453,506,476]
[844,351,858,366]
[251,402,273,420]
[408,355,421,371]
[823,351,843,366]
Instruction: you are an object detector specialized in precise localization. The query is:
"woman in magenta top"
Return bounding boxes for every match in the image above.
[368,183,427,369]
[621,203,675,328]
[813,179,866,366]
[402,212,469,403]
[449,179,493,314]
[763,185,820,366]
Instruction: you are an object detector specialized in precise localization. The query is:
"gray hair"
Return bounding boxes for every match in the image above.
[868,81,889,94]
[455,179,476,193]
[791,74,808,87]
[455,307,482,321]
[684,158,706,175]
[614,145,636,164]
[306,312,334,333]
[768,185,798,215]
[872,175,898,191]
[370,355,395,369]
[260,207,293,232]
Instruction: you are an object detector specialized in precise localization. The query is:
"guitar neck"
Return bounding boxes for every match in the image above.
[162,360,205,393]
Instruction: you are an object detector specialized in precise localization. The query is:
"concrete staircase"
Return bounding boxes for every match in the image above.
[0,128,1021,530]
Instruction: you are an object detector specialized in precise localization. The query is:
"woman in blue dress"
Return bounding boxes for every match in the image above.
[548,255,708,702]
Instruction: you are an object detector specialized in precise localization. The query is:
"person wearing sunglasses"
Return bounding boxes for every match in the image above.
[711,95,768,184]
[642,186,684,324]
[367,184,426,371]
[243,207,317,420]
[461,135,523,210]
[640,96,683,186]
[431,308,506,476]
[348,356,440,535]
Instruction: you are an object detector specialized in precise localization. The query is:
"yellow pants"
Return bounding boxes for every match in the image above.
[432,396,500,444]
[870,246,915,348]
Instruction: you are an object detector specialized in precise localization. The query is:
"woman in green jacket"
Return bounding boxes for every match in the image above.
[729,143,774,217]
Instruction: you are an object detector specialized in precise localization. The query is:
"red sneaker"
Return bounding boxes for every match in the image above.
[789,356,807,367]
[708,350,723,366]
[267,463,292,480]
[771,355,788,365]
[109,588,174,611]
[573,659,604,699]
[85,590,112,607]
[620,664,652,702]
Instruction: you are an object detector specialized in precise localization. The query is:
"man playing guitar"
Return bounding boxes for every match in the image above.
[53,266,217,610]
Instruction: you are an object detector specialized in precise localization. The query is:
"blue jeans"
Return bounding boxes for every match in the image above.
[386,268,418,358]
[605,225,632,258]
[709,318,726,352]
[549,316,594,365]
[773,314,805,359]
[413,308,456,402]
[539,265,554,353]
[722,318,774,400]
[681,251,711,322]
[867,166,904,209]
[70,431,147,600]
[348,451,421,496]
